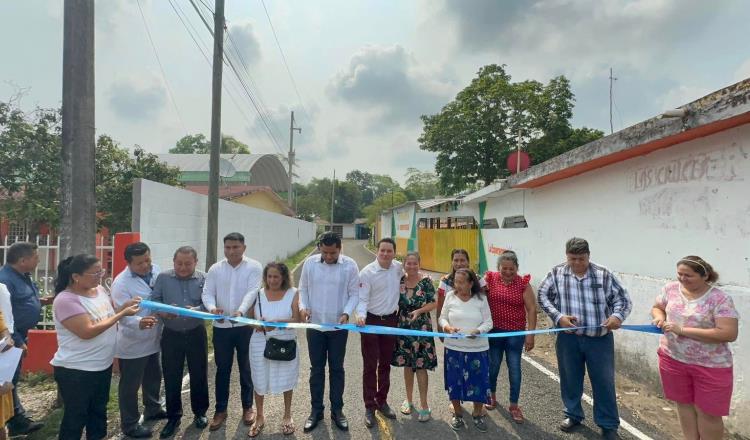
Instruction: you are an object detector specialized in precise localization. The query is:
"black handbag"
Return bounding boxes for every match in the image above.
[256,290,297,362]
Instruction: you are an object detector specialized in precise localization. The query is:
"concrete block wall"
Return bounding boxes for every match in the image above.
[474,124,750,435]
[132,179,317,273]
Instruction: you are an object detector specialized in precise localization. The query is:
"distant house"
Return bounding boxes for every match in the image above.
[156,154,289,193]
[184,184,294,217]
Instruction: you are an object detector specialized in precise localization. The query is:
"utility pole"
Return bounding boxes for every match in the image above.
[330,170,335,227]
[60,0,96,258]
[287,110,301,207]
[609,67,617,135]
[206,0,225,269]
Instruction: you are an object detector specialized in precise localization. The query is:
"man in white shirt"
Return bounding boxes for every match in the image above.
[356,237,403,428]
[111,242,166,438]
[298,232,359,433]
[202,232,262,431]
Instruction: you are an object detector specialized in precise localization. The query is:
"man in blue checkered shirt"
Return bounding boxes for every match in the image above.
[537,237,632,440]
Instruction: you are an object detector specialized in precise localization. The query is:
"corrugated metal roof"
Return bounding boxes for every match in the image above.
[156,154,289,192]
[416,198,459,210]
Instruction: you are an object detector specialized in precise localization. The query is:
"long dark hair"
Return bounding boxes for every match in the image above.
[54,254,100,294]
[454,268,482,298]
[262,262,292,291]
[445,248,471,286]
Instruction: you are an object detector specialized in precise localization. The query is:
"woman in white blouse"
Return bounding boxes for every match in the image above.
[438,268,493,433]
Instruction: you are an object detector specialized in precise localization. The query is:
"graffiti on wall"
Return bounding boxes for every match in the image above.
[629,143,747,193]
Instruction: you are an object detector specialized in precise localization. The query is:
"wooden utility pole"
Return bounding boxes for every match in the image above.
[287,111,301,207]
[206,0,225,269]
[60,0,96,258]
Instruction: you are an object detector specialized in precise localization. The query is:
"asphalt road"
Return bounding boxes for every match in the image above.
[117,239,670,440]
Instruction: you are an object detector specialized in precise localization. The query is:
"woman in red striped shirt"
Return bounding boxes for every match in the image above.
[483,250,537,423]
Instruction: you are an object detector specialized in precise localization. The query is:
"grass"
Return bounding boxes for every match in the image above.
[283,241,316,270]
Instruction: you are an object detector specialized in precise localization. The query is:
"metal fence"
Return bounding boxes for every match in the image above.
[0,234,114,328]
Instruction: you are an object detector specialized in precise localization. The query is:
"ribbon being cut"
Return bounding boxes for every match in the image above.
[140,300,662,339]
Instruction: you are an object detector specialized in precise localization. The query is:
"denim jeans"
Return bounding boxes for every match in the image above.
[488,329,525,404]
[555,331,619,430]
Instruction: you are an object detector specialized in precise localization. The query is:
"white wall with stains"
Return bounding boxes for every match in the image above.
[475,123,750,435]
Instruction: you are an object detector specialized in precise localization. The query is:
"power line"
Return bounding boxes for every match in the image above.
[259,0,312,125]
[135,0,188,133]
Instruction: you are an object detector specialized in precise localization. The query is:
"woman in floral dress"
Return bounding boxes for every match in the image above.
[391,252,437,422]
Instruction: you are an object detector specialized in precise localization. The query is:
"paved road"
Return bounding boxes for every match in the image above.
[124,239,670,440]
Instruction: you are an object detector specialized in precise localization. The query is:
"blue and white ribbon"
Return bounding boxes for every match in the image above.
[140,300,662,339]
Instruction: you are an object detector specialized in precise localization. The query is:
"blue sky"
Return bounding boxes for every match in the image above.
[1,0,749,183]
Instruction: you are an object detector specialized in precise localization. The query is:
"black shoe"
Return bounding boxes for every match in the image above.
[331,410,349,431]
[144,409,169,421]
[559,417,582,432]
[7,416,43,436]
[124,424,153,438]
[194,415,208,429]
[364,409,375,428]
[378,403,397,420]
[602,428,620,440]
[303,412,323,433]
[159,419,180,439]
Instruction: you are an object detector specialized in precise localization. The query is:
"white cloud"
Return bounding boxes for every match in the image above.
[107,75,166,121]
[657,84,711,110]
[734,59,750,82]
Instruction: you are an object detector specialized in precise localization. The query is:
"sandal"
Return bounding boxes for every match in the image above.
[417,408,431,422]
[281,419,295,435]
[400,400,415,415]
[509,405,525,424]
[247,421,265,438]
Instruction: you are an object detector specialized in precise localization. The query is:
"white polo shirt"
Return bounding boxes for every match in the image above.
[357,259,402,317]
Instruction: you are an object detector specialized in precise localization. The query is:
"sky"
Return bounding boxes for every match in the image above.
[1,0,749,184]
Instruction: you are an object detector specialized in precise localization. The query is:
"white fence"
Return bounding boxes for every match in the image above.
[0,234,114,327]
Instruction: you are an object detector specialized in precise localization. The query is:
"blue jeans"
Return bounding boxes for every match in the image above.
[488,329,524,404]
[556,332,619,430]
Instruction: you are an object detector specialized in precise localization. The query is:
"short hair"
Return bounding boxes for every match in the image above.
[377,237,396,252]
[173,246,198,260]
[263,262,292,290]
[6,242,38,264]
[55,254,99,294]
[124,242,150,263]
[565,237,590,255]
[677,255,719,283]
[454,268,482,298]
[405,251,420,262]
[318,231,341,248]
[497,250,519,269]
[223,232,245,244]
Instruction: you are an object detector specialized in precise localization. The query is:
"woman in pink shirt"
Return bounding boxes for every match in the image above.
[651,256,739,440]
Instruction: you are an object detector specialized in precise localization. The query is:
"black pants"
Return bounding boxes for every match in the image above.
[306,329,348,414]
[161,326,209,420]
[212,326,253,412]
[54,365,113,440]
[118,352,164,432]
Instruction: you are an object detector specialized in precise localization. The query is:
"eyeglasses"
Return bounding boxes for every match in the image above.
[85,270,106,277]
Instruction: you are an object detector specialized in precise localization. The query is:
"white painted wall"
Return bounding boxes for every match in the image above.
[133,179,317,273]
[342,224,356,239]
[473,124,750,435]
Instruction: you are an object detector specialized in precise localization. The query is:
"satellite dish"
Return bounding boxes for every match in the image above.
[219,158,237,178]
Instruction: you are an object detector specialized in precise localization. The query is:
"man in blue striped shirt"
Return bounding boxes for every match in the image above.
[538,237,632,440]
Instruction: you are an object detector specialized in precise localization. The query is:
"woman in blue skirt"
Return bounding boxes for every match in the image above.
[438,268,493,432]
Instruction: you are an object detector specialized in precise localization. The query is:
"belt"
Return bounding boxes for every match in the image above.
[367,311,397,320]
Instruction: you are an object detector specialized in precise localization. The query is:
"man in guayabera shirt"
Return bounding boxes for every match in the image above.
[150,246,209,439]
[298,232,359,433]
[537,237,632,440]
[111,242,166,438]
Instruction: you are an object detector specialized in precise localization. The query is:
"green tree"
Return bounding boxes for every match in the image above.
[169,134,251,154]
[345,170,401,206]
[363,191,407,225]
[0,102,182,234]
[418,64,603,194]
[403,168,440,200]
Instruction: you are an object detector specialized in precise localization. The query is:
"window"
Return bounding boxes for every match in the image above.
[7,221,29,242]
[481,218,499,229]
[502,215,528,229]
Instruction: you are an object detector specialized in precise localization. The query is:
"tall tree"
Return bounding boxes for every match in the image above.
[345,170,401,206]
[419,64,603,193]
[169,134,251,154]
[403,168,440,200]
[363,191,407,225]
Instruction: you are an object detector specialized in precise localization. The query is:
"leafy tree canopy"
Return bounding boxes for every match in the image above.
[169,133,251,154]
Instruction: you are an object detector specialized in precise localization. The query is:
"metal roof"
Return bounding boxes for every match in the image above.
[156,154,289,192]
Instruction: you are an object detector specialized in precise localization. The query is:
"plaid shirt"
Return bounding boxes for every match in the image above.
[537,262,632,337]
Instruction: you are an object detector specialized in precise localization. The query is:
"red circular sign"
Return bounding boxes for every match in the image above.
[507,151,531,174]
